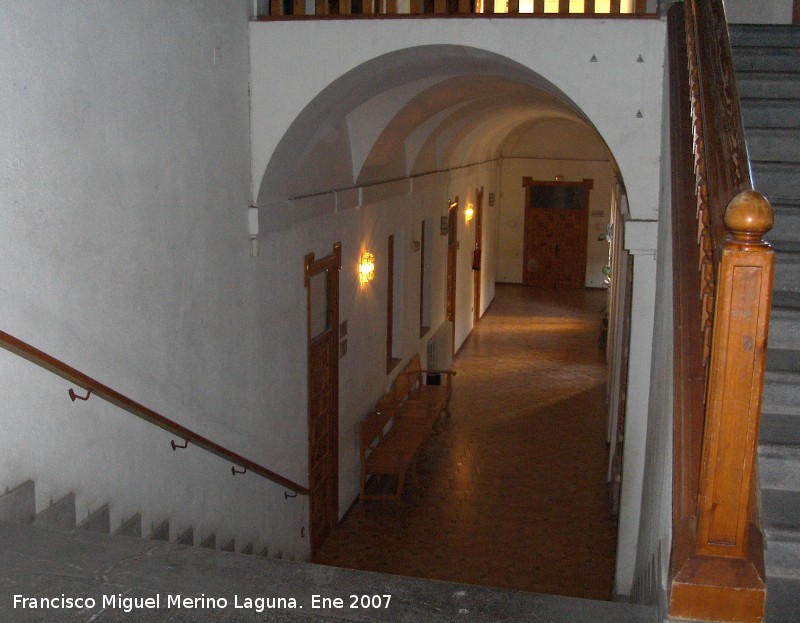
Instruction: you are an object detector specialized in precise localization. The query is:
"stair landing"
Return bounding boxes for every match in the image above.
[0,520,656,622]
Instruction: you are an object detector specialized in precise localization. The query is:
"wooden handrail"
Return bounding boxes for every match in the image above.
[0,330,309,496]
[668,1,773,621]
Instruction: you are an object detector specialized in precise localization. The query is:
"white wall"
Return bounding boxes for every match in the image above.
[250,18,666,223]
[615,47,674,607]
[0,0,499,554]
[0,0,323,555]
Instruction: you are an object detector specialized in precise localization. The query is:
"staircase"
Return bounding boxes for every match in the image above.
[0,479,658,622]
[731,23,800,623]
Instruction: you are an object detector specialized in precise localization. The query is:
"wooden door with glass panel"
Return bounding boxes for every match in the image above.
[522,178,592,289]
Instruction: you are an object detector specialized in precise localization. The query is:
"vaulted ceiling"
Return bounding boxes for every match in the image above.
[257,44,610,206]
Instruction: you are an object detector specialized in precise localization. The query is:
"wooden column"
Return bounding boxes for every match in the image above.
[558,0,569,13]
[434,0,447,12]
[585,0,596,14]
[670,190,772,623]
[533,0,544,12]
[507,0,519,12]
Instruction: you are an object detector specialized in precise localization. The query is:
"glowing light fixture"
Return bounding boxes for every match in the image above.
[464,203,475,223]
[359,252,375,284]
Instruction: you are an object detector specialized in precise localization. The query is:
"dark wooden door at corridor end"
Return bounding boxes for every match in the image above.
[305,242,341,556]
[522,178,593,289]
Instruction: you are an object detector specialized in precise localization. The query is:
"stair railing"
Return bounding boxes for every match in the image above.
[0,330,309,496]
[668,1,774,621]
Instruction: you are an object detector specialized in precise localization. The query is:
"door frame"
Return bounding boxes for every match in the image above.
[304,242,341,556]
[446,198,458,356]
[473,187,484,324]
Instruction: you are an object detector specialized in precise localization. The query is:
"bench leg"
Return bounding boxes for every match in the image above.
[395,470,407,501]
[360,463,368,503]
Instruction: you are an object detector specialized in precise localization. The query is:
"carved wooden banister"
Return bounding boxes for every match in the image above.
[668,1,774,621]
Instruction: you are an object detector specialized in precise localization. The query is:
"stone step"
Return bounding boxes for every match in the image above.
[751,161,800,204]
[176,526,194,546]
[729,24,800,49]
[34,493,76,530]
[149,518,170,541]
[773,290,800,310]
[0,519,658,623]
[760,399,800,446]
[200,531,216,550]
[77,505,110,534]
[746,127,800,162]
[765,527,800,579]
[736,71,800,99]
[762,488,800,532]
[759,444,800,532]
[765,575,800,623]
[768,348,800,374]
[773,251,800,293]
[113,512,142,538]
[763,370,800,408]
[763,528,800,622]
[740,98,800,129]
[772,204,800,243]
[759,444,800,489]
[0,480,35,524]
[768,307,800,351]
[733,46,800,72]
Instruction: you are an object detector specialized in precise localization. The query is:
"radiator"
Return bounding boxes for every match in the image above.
[426,321,453,370]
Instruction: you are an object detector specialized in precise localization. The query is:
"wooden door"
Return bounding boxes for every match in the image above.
[522,179,592,289]
[473,188,483,323]
[446,199,458,355]
[305,243,341,557]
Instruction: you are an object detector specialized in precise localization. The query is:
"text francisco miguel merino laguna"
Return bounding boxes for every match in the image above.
[14,593,338,613]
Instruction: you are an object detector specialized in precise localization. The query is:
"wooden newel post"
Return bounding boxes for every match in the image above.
[696,189,774,560]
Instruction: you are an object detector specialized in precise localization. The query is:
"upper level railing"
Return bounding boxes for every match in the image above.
[668,1,773,621]
[256,0,651,19]
[0,330,309,496]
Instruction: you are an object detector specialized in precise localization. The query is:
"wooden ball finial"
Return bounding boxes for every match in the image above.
[724,190,773,241]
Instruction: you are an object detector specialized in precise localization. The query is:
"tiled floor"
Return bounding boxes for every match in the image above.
[315,284,617,601]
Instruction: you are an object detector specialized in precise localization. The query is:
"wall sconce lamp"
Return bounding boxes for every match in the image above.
[464,203,475,223]
[359,252,375,284]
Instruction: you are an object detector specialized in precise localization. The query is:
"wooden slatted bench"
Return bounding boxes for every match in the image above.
[397,354,455,422]
[359,354,456,502]
[359,404,431,501]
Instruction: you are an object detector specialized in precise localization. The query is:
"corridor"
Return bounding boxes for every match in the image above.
[315,284,617,600]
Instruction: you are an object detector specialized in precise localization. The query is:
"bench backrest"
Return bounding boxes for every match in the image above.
[404,354,423,392]
[360,405,394,456]
[391,370,411,402]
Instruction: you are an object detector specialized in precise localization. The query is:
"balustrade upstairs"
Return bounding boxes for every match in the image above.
[257,0,650,19]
